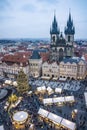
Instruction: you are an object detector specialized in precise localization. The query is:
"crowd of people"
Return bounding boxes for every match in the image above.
[0,78,87,130]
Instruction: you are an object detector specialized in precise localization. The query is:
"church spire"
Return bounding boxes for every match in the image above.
[64,11,75,35]
[50,11,60,35]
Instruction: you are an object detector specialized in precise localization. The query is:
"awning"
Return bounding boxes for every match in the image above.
[41,76,50,80]
[59,77,66,81]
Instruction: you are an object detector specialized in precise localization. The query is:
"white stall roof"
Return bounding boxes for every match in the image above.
[43,98,53,104]
[38,108,76,130]
[0,125,4,130]
[48,112,62,124]
[13,111,28,122]
[38,108,49,118]
[41,86,46,91]
[13,81,17,86]
[47,86,52,91]
[53,97,65,103]
[5,80,12,85]
[65,96,75,102]
[37,87,42,92]
[61,118,76,130]
[47,87,53,93]
[84,92,87,107]
[37,86,46,92]
[55,88,62,93]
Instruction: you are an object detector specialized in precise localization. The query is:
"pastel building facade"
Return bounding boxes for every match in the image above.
[42,62,59,79]
[59,58,86,79]
[0,54,29,79]
[29,50,42,78]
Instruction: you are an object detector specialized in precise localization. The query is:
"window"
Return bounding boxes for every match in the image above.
[68,35,70,42]
[53,36,56,42]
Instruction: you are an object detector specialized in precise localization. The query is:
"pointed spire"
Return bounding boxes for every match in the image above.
[54,10,56,22]
[50,11,60,35]
[64,10,75,35]
[69,8,71,22]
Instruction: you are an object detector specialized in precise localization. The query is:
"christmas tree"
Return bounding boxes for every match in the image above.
[17,69,29,95]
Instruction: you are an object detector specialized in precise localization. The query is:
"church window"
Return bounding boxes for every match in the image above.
[53,36,56,42]
[68,35,70,42]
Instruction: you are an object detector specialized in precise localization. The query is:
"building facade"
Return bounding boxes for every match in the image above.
[29,50,42,78]
[0,54,29,79]
[42,61,59,80]
[59,58,86,79]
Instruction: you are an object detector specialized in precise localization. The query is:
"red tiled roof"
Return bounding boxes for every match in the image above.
[40,52,50,62]
[1,53,29,66]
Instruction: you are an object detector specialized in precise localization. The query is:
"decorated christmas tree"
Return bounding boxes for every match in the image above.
[17,69,29,95]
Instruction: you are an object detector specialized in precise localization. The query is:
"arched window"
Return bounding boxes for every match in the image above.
[59,48,63,61]
[53,36,56,42]
[68,35,70,42]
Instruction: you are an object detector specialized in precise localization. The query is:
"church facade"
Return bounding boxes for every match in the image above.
[50,12,75,62]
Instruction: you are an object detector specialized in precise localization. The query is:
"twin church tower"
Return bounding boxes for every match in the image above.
[50,12,75,62]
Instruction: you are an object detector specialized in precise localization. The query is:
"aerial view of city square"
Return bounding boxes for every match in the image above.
[0,0,87,130]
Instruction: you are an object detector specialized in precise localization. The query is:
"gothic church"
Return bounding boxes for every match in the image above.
[50,12,75,62]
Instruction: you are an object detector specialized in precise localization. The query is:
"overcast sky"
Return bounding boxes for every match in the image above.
[0,0,87,39]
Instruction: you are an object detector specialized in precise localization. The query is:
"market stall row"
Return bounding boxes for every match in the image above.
[43,96,75,105]
[38,108,76,130]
